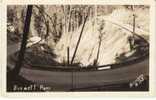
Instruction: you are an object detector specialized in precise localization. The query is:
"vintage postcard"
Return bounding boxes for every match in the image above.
[0,0,156,97]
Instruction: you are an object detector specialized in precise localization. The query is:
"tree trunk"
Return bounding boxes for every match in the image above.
[12,5,33,76]
[71,7,91,64]
[95,38,102,65]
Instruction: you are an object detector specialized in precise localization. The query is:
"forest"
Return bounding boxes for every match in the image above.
[7,5,149,68]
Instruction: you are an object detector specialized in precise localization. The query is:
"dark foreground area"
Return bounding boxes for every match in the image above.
[7,71,149,92]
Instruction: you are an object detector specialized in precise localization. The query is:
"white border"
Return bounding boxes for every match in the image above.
[1,0,156,97]
[2,0,154,5]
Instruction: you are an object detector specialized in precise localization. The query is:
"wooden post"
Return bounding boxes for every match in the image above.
[12,5,33,75]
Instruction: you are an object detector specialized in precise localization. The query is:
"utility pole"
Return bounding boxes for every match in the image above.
[132,5,135,34]
[12,5,33,76]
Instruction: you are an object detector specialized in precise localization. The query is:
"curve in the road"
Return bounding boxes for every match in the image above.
[7,21,149,91]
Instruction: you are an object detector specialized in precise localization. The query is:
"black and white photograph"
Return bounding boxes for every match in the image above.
[2,1,153,94]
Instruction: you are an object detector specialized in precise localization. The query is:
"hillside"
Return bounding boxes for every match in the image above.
[7,5,149,67]
[54,7,149,66]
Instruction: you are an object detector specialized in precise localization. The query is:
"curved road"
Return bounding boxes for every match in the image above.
[7,22,149,91]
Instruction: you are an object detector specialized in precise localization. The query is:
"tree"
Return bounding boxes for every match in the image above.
[12,5,33,76]
[71,7,91,64]
[94,21,105,65]
[34,5,45,38]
